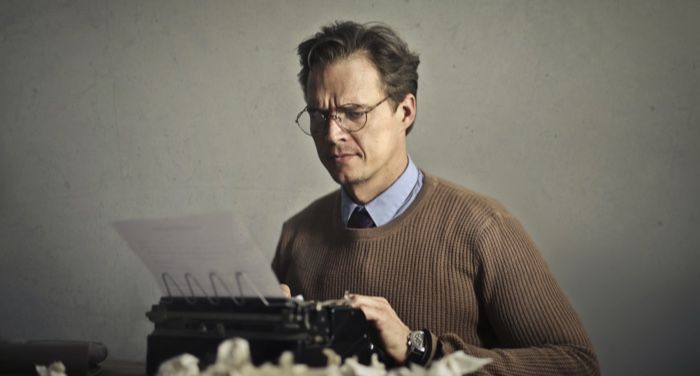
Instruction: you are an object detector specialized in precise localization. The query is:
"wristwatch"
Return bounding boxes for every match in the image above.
[406,329,430,365]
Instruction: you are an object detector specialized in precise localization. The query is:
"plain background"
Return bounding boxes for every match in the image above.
[1,1,698,374]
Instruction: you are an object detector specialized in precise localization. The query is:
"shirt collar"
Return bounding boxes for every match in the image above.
[341,157,420,227]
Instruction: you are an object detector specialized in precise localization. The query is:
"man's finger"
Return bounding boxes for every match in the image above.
[280,283,291,298]
[349,294,389,309]
[349,295,399,326]
[353,302,384,321]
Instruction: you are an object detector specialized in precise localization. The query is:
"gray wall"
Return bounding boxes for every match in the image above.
[1,1,698,374]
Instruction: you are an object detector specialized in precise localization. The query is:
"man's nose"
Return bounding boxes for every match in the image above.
[327,113,344,127]
[324,114,346,140]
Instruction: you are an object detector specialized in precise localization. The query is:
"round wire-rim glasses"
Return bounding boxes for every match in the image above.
[294,97,389,136]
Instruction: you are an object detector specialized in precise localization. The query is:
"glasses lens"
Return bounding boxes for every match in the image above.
[296,110,312,135]
[295,109,368,135]
[342,110,367,132]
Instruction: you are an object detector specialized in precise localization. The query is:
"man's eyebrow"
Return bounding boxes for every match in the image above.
[308,103,364,111]
[339,103,364,110]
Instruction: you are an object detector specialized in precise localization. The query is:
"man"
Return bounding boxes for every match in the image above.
[272,21,600,375]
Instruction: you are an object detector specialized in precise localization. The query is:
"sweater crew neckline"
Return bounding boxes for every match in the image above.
[333,172,439,240]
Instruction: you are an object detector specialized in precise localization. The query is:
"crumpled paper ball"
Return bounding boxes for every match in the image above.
[155,338,491,376]
[35,362,67,376]
[157,353,200,376]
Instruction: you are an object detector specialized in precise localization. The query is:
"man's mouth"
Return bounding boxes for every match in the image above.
[330,152,357,163]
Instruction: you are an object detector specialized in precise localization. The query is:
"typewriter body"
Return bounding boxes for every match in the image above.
[145,296,381,375]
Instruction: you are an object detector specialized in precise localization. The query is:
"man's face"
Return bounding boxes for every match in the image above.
[305,53,414,202]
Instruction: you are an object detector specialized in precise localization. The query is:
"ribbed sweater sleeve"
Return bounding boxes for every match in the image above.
[272,174,600,375]
[439,211,600,375]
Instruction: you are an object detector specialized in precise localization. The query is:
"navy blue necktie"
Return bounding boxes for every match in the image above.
[347,206,376,228]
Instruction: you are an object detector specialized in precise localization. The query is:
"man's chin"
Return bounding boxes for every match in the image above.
[331,174,356,185]
[326,168,363,186]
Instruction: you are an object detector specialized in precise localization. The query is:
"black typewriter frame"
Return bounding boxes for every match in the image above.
[145,297,381,375]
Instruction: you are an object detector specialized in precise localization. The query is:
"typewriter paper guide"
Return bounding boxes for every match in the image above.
[114,212,284,298]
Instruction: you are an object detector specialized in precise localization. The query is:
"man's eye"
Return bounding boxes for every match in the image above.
[308,111,325,121]
[345,110,364,121]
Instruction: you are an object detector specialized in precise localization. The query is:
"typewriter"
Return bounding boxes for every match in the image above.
[145,296,383,375]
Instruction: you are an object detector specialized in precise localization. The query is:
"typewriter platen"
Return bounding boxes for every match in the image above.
[145,296,383,375]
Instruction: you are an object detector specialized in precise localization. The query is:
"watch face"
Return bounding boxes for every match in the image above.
[410,331,425,351]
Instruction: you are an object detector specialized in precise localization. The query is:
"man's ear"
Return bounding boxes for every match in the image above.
[395,93,417,132]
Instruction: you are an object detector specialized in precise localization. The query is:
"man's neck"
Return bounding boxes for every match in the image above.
[343,183,382,205]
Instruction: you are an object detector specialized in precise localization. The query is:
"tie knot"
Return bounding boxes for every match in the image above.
[347,206,376,229]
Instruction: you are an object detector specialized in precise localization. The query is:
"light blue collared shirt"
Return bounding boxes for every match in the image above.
[341,158,424,227]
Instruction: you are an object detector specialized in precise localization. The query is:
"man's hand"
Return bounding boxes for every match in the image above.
[349,294,411,364]
[280,284,291,298]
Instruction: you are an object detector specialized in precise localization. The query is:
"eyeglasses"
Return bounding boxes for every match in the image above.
[294,97,389,136]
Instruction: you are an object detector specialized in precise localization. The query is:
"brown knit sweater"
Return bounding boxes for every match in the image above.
[272,174,600,375]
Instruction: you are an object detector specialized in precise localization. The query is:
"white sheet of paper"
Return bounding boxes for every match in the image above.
[114,212,283,298]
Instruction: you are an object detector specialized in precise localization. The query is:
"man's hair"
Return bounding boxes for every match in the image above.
[297,21,420,134]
